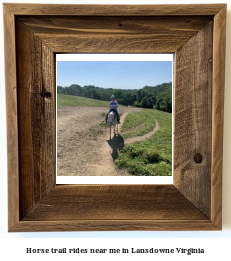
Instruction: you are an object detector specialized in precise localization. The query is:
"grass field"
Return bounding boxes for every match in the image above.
[57,94,172,176]
[120,110,156,139]
[115,109,172,176]
[57,94,110,107]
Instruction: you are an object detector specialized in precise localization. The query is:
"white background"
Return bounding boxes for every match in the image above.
[0,0,231,260]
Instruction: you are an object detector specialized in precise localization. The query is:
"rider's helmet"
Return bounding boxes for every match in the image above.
[111,95,115,99]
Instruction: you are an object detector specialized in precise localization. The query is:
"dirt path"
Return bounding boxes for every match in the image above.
[124,119,160,144]
[57,106,159,176]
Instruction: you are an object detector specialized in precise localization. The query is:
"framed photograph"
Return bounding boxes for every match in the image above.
[4,3,226,231]
[56,53,173,185]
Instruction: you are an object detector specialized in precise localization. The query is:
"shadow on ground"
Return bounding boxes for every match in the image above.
[106,133,124,161]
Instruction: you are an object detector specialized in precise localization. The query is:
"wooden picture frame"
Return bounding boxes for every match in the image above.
[4,3,226,232]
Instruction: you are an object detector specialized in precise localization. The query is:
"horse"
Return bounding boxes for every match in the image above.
[107,110,118,141]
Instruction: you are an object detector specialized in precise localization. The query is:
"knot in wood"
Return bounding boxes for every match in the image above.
[194,153,203,164]
[40,90,52,99]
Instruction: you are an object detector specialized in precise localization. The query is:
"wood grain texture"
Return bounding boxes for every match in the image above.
[3,3,225,16]
[11,220,219,232]
[174,22,213,218]
[211,5,226,228]
[16,19,56,219]
[3,4,19,231]
[14,185,218,231]
[22,185,207,221]
[4,3,226,231]
[18,16,213,53]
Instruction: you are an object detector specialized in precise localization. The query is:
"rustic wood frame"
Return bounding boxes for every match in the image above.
[4,4,226,232]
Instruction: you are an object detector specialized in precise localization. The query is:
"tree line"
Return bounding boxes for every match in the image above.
[57,82,172,113]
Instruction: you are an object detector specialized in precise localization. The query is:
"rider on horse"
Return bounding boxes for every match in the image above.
[105,95,120,124]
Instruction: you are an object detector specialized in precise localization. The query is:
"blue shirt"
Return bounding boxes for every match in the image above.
[109,100,118,109]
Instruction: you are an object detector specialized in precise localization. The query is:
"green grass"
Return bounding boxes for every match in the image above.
[121,110,156,139]
[57,94,110,107]
[115,109,172,176]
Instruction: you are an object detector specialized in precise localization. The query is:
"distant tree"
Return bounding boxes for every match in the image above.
[133,101,141,107]
[57,82,172,113]
[141,97,149,108]
[154,98,162,110]
[137,90,142,102]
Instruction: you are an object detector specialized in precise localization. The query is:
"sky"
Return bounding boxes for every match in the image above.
[56,54,173,90]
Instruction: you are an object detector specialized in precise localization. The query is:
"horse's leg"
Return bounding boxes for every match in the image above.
[109,124,111,141]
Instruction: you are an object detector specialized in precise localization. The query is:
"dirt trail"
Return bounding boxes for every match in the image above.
[57,106,160,176]
[125,119,160,144]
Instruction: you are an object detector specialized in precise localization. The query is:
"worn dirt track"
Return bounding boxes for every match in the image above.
[57,106,159,176]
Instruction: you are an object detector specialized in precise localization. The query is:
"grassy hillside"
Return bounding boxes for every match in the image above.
[57,94,172,176]
[57,94,110,107]
[115,109,172,176]
[57,82,172,112]
[120,110,156,139]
